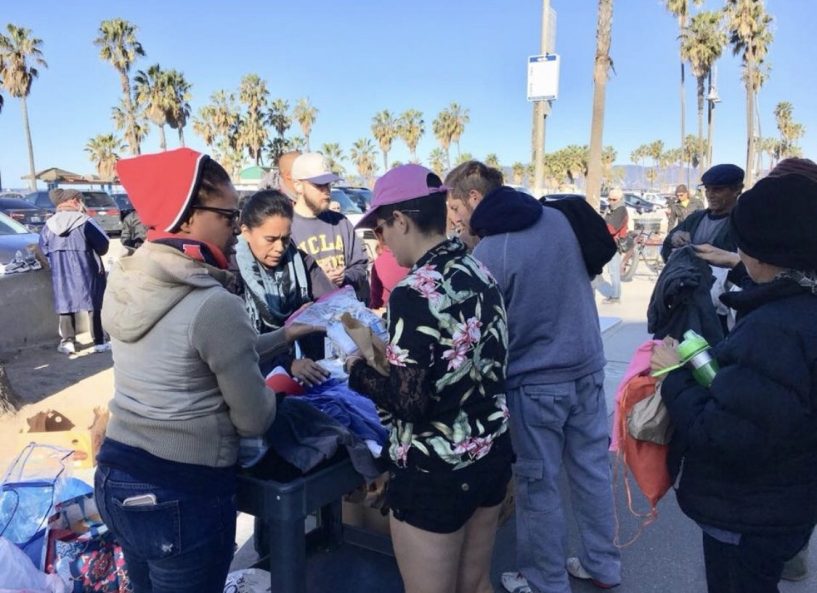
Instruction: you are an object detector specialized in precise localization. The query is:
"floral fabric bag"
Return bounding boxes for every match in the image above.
[46,492,130,593]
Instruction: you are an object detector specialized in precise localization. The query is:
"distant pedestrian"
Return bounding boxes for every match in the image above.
[277,150,302,203]
[595,187,628,303]
[120,209,147,250]
[39,188,110,354]
[666,184,704,229]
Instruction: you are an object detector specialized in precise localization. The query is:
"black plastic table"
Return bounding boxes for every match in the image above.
[235,457,392,593]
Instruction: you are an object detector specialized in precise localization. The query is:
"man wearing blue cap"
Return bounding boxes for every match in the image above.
[660,163,744,262]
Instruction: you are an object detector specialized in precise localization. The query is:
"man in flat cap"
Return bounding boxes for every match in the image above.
[661,163,744,262]
[666,184,704,230]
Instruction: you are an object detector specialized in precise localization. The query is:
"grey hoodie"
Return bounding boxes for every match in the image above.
[45,210,89,236]
[103,242,280,467]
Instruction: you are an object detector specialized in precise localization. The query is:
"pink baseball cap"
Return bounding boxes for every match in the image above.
[356,164,447,229]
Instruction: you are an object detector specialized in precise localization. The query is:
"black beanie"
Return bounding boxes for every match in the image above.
[730,174,817,270]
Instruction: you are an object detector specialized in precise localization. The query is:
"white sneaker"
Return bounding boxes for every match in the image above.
[566,557,619,589]
[57,341,76,355]
[92,342,112,353]
[501,572,532,593]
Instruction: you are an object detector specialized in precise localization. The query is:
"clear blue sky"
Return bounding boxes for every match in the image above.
[1,0,814,189]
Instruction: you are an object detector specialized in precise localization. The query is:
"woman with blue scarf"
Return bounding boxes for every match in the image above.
[236,190,332,386]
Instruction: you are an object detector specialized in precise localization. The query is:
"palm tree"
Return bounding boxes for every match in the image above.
[165,69,192,147]
[446,102,470,161]
[398,109,424,163]
[773,101,805,160]
[133,64,173,150]
[664,0,702,172]
[0,25,47,191]
[428,148,446,176]
[267,98,291,139]
[238,74,270,165]
[112,97,148,150]
[85,134,125,181]
[512,162,526,185]
[682,134,706,179]
[321,142,346,177]
[293,98,318,151]
[371,110,398,172]
[94,18,145,155]
[193,105,218,148]
[456,152,474,166]
[350,138,378,186]
[757,136,780,169]
[648,140,665,182]
[585,0,614,209]
[681,11,727,171]
[485,153,500,169]
[601,146,618,186]
[432,110,453,169]
[726,0,773,187]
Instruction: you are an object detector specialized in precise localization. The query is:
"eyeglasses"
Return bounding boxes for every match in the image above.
[192,206,241,224]
[373,210,421,240]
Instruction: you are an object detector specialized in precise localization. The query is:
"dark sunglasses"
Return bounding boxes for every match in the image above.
[373,209,421,240]
[192,206,241,224]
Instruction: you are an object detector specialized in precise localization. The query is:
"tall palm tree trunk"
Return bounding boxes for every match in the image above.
[159,125,167,151]
[305,134,311,152]
[678,15,687,186]
[411,147,417,163]
[20,97,37,191]
[705,71,714,171]
[745,66,756,187]
[119,71,139,155]
[178,127,185,147]
[382,151,388,173]
[586,0,613,210]
[696,75,705,162]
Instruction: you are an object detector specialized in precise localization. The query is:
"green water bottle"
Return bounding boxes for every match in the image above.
[677,330,719,387]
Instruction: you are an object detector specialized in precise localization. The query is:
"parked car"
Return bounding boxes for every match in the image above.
[112,192,134,219]
[623,192,656,214]
[25,190,56,214]
[80,191,122,235]
[335,186,374,211]
[0,196,50,232]
[0,191,26,200]
[330,189,376,261]
[0,211,39,265]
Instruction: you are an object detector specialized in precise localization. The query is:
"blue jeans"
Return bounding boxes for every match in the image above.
[94,465,236,593]
[702,529,812,593]
[508,370,621,593]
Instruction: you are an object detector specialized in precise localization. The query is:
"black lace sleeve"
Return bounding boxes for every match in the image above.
[348,360,432,423]
[348,283,437,423]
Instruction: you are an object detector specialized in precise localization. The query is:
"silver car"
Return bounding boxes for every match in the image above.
[0,211,39,265]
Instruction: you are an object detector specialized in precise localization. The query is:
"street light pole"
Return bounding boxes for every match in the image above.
[531,0,552,196]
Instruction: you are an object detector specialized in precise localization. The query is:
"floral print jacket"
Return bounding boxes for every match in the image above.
[349,238,510,472]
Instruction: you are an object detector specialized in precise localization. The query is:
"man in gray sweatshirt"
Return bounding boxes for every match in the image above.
[446,161,621,593]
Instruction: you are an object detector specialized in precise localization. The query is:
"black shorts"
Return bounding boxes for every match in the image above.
[386,435,513,534]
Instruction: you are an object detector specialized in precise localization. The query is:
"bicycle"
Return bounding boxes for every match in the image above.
[621,218,665,281]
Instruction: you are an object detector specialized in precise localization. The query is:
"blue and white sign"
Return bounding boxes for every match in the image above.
[527,54,560,102]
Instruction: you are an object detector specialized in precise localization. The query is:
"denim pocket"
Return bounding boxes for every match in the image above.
[110,494,182,559]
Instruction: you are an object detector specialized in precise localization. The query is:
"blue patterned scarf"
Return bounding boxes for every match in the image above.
[235,236,311,333]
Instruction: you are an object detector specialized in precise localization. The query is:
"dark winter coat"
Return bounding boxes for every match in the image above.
[661,209,736,262]
[662,277,817,534]
[120,211,147,250]
[39,211,109,313]
[647,245,724,345]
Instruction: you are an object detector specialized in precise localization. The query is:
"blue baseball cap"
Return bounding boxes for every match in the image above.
[700,164,744,187]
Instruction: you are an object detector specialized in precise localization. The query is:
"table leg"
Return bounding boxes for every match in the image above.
[267,517,306,593]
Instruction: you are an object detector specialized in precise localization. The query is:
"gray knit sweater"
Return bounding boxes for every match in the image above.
[102,242,285,467]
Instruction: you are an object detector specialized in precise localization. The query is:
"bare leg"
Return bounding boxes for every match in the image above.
[456,503,503,593]
[390,512,466,593]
